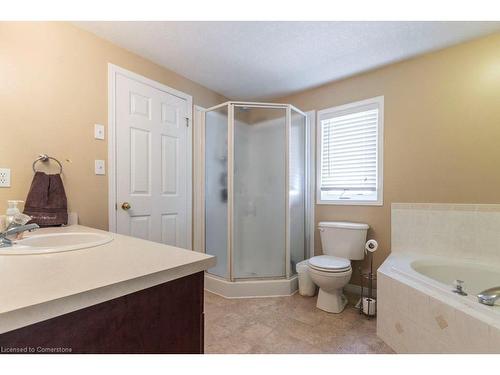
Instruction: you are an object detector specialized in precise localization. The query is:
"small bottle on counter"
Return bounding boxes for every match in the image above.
[5,200,24,226]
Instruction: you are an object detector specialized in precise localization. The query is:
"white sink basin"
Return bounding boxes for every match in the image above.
[1,232,113,255]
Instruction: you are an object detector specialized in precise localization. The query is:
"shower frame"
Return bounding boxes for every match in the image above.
[201,101,313,286]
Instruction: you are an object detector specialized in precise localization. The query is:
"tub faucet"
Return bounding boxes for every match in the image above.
[0,223,39,248]
[452,280,467,296]
[477,287,500,306]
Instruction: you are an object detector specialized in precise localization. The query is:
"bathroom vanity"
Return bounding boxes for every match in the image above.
[0,226,215,354]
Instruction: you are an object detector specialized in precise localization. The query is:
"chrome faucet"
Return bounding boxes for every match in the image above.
[452,280,467,296]
[0,223,39,248]
[477,287,500,306]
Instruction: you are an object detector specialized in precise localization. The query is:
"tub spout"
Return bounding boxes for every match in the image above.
[477,287,500,306]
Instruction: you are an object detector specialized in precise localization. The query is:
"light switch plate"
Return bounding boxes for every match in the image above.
[0,168,11,187]
[94,124,105,140]
[95,160,105,175]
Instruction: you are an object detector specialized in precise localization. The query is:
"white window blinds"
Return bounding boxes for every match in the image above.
[320,106,379,192]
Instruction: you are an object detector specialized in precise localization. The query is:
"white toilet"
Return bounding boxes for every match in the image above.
[308,221,369,313]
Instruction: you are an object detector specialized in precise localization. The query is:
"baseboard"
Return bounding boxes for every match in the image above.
[205,275,375,300]
[344,283,377,298]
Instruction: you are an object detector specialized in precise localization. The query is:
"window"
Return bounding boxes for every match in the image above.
[317,96,384,205]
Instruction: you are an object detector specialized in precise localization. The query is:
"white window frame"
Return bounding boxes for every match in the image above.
[316,96,384,206]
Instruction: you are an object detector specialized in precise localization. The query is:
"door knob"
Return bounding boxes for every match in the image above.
[121,202,131,210]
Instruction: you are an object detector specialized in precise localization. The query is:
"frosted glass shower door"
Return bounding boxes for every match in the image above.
[233,106,286,279]
[289,109,307,273]
[205,106,228,278]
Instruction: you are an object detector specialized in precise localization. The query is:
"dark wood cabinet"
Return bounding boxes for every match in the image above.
[0,272,204,354]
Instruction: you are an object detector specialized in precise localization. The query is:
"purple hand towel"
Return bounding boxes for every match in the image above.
[23,171,68,227]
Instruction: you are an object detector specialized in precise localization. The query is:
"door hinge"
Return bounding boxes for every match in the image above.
[185,117,189,127]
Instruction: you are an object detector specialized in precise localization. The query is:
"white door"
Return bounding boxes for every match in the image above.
[115,73,189,248]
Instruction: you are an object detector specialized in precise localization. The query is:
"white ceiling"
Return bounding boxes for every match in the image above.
[75,21,500,100]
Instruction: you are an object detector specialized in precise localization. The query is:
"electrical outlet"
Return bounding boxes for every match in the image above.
[0,168,11,187]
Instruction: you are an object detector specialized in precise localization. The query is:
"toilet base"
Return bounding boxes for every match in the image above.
[316,288,348,313]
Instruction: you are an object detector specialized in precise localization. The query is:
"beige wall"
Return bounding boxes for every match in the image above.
[0,22,226,230]
[1,22,499,284]
[277,32,500,281]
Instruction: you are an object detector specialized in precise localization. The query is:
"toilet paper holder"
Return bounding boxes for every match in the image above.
[357,239,378,318]
[358,269,377,317]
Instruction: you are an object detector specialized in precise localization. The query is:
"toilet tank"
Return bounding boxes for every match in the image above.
[318,221,369,260]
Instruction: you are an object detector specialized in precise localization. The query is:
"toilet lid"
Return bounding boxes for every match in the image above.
[308,255,351,272]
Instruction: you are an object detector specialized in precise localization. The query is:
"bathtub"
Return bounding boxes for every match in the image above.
[377,252,500,353]
[412,259,500,301]
[396,254,500,318]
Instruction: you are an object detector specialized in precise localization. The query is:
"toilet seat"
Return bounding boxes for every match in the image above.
[308,255,351,273]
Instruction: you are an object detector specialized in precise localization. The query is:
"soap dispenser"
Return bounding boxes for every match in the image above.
[6,200,24,226]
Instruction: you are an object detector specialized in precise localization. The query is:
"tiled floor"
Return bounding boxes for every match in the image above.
[204,291,394,354]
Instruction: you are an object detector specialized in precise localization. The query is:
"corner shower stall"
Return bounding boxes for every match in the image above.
[202,102,311,297]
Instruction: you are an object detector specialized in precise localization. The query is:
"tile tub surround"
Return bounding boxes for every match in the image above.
[204,291,394,354]
[377,254,500,353]
[0,225,215,335]
[391,203,500,264]
[380,204,500,353]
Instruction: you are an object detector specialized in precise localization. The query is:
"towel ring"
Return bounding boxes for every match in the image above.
[32,154,63,174]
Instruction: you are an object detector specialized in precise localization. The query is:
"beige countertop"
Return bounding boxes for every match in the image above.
[0,225,215,334]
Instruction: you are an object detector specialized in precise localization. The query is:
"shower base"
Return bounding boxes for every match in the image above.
[205,273,298,298]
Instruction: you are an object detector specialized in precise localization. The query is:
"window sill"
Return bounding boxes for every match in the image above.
[316,198,383,206]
